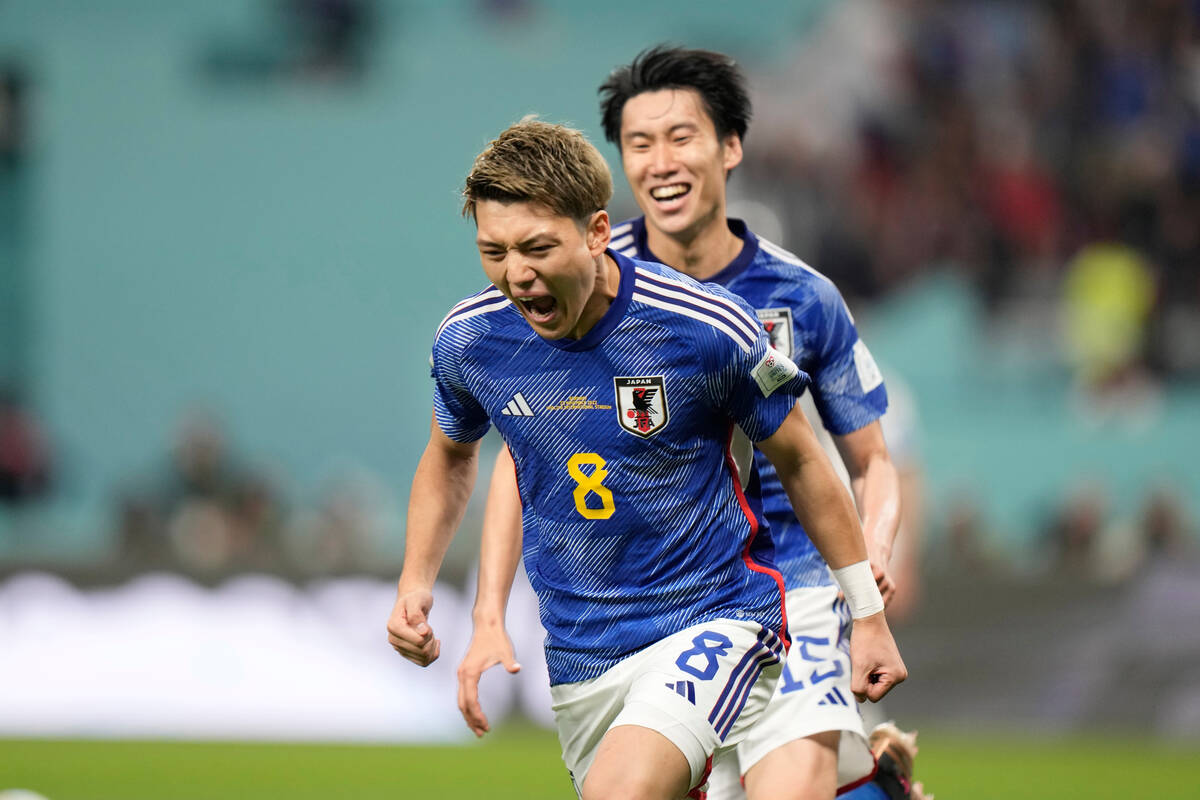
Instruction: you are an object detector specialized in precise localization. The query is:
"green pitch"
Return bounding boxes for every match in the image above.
[1,726,1196,800]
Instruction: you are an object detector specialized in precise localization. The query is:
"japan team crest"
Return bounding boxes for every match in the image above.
[756,308,794,357]
[614,376,670,438]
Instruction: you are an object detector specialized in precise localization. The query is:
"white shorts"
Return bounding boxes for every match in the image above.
[707,585,874,799]
[549,618,785,797]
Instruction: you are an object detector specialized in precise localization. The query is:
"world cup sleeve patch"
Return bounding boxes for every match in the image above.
[752,348,800,397]
[852,339,884,393]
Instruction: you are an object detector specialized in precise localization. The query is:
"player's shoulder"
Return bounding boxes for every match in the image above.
[627,257,761,354]
[749,234,854,319]
[751,236,841,298]
[610,217,643,259]
[433,285,515,347]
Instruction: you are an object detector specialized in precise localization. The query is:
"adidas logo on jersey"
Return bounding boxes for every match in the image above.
[501,392,535,417]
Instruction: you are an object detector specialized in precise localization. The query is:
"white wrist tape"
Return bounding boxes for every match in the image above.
[832,560,885,619]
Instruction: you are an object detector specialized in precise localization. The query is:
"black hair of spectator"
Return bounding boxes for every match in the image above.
[598,45,752,147]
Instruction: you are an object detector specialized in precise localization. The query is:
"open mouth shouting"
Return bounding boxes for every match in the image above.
[649,182,692,210]
[516,294,559,325]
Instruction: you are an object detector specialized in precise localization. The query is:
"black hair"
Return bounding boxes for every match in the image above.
[598,45,752,147]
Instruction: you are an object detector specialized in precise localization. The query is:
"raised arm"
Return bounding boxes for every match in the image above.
[457,444,525,736]
[386,412,481,667]
[757,404,907,702]
[834,421,901,605]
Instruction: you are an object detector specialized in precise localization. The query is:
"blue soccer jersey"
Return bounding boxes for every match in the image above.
[612,218,888,589]
[431,251,809,685]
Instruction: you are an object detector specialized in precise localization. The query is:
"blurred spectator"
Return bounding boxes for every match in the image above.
[0,388,52,505]
[0,63,27,168]
[931,489,1006,577]
[1139,483,1194,562]
[1061,237,1159,416]
[199,0,376,85]
[118,411,284,571]
[288,468,394,573]
[282,0,376,82]
[1094,482,1197,581]
[1043,479,1110,577]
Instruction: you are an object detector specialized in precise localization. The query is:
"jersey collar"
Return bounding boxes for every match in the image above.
[630,216,759,286]
[544,249,635,351]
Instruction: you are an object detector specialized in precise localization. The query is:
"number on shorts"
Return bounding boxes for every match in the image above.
[675,630,733,681]
[809,660,844,685]
[567,452,615,520]
[779,635,844,694]
[792,635,829,662]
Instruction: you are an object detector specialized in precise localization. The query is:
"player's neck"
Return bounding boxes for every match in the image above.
[645,214,742,282]
[570,253,621,339]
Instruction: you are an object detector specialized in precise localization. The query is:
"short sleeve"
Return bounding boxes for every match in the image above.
[430,338,491,443]
[708,292,811,442]
[807,280,888,435]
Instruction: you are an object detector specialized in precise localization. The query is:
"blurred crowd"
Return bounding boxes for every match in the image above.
[1042,479,1198,580]
[741,0,1200,404]
[5,393,1189,596]
[114,411,397,576]
[927,478,1198,585]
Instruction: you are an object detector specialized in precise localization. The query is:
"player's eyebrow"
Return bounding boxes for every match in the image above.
[622,121,700,141]
[476,232,560,249]
[520,233,561,247]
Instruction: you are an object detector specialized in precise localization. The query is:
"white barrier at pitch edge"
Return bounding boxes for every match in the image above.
[0,569,555,740]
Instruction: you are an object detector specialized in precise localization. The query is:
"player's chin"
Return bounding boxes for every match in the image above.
[647,205,694,234]
[527,311,574,340]
[526,319,563,340]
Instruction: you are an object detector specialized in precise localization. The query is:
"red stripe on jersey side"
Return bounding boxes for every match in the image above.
[723,423,790,650]
[509,448,525,511]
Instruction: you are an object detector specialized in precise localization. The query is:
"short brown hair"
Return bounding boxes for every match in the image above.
[462,117,613,223]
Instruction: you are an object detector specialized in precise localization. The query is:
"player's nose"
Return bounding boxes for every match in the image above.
[648,141,677,175]
[506,255,538,286]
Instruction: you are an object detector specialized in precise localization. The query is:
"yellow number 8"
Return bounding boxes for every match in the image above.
[567,452,615,520]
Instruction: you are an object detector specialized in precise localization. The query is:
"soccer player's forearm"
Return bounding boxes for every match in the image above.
[849,452,901,561]
[834,422,901,561]
[398,426,480,593]
[473,446,524,627]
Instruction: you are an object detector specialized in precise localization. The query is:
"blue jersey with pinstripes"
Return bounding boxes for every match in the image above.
[431,250,808,685]
[611,218,889,589]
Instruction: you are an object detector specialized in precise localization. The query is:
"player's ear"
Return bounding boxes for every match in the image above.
[721,133,744,174]
[585,210,611,256]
